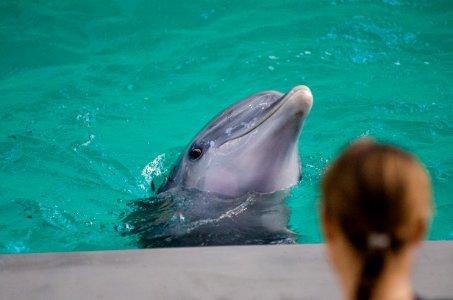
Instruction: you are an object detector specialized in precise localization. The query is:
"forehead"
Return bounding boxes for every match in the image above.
[194,91,284,147]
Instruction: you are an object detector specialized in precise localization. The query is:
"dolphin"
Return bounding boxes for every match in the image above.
[126,85,313,247]
[159,85,313,196]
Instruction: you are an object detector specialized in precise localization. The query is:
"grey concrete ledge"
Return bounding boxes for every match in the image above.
[1,241,452,300]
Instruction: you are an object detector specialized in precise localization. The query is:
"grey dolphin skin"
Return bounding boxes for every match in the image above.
[127,85,313,247]
[160,85,313,196]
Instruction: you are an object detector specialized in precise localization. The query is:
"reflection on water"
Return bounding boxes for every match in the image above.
[124,188,296,247]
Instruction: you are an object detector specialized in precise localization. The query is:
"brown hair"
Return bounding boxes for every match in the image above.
[321,138,432,300]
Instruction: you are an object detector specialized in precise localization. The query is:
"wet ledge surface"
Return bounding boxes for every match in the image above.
[1,241,452,300]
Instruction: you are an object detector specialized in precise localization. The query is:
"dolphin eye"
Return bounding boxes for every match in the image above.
[189,148,203,160]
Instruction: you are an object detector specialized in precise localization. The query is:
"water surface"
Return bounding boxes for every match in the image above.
[0,0,452,253]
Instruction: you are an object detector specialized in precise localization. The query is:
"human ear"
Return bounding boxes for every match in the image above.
[321,206,334,242]
[411,218,428,246]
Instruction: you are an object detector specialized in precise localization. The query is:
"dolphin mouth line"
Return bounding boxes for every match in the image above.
[218,91,295,146]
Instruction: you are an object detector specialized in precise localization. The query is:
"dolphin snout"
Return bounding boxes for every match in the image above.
[287,85,313,114]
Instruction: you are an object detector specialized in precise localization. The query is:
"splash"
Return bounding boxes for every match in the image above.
[139,154,167,193]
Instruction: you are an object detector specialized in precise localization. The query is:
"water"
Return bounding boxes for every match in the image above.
[0,0,452,253]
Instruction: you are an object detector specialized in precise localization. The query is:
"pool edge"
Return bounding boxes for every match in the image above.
[1,241,452,299]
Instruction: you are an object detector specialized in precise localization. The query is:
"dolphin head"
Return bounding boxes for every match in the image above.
[160,85,313,197]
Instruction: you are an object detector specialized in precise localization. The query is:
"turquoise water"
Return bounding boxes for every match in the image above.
[0,0,452,253]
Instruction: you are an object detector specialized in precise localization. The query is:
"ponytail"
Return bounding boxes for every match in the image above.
[353,233,403,300]
[356,251,385,300]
